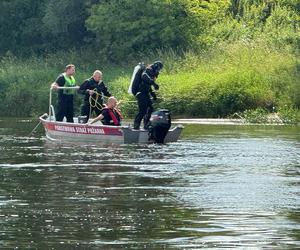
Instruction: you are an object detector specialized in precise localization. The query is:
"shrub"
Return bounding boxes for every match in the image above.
[278,106,300,124]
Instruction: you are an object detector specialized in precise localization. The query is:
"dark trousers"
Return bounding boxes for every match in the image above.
[56,98,74,123]
[81,101,102,120]
[134,94,153,130]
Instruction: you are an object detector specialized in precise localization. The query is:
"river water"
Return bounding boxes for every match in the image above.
[0,118,299,249]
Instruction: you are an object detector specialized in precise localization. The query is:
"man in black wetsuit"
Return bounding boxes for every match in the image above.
[78,70,111,120]
[133,61,163,130]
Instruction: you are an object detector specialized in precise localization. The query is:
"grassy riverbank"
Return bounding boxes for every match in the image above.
[0,41,299,123]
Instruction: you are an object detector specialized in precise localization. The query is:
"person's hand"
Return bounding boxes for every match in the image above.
[88,89,95,95]
[151,92,157,101]
[153,83,159,90]
[116,100,122,107]
[51,83,58,90]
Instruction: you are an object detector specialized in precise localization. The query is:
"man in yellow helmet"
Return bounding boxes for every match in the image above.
[51,64,77,123]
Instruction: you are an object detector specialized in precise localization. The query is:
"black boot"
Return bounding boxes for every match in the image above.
[133,122,140,130]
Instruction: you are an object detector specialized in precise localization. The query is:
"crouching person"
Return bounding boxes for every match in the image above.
[89,97,122,126]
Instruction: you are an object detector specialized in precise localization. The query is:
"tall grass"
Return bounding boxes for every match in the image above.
[143,40,299,119]
[0,40,299,123]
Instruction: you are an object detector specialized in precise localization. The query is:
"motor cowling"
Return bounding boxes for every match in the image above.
[148,109,171,143]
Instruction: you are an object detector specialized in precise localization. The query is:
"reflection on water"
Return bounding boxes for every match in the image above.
[0,118,299,249]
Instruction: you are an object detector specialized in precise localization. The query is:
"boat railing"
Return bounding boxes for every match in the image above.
[49,86,79,121]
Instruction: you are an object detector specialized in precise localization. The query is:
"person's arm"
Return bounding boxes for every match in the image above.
[150,90,157,100]
[89,114,104,124]
[51,82,59,90]
[114,107,124,119]
[142,70,159,90]
[78,79,95,95]
[51,75,65,90]
[141,70,155,85]
[98,82,111,97]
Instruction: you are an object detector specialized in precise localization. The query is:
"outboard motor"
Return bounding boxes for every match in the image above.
[148,109,171,143]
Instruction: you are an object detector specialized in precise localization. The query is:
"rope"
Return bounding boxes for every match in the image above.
[118,100,137,104]
[89,89,104,110]
[88,89,111,118]
[87,90,138,119]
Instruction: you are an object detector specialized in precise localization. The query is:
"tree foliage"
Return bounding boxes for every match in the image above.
[0,0,44,55]
[0,0,298,58]
[42,0,91,51]
[86,0,208,60]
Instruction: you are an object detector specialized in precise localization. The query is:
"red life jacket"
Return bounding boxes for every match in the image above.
[103,107,122,126]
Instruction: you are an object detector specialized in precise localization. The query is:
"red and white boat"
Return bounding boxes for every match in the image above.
[39,114,183,144]
[39,87,183,144]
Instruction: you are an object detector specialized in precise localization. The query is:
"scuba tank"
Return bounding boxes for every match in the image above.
[128,62,146,96]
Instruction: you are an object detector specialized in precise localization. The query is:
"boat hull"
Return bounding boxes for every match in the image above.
[39,115,183,144]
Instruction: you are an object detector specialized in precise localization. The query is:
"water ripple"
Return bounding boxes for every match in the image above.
[0,120,299,249]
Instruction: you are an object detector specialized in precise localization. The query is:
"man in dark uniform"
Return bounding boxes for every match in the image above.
[133,61,163,130]
[78,70,111,120]
[51,64,77,123]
